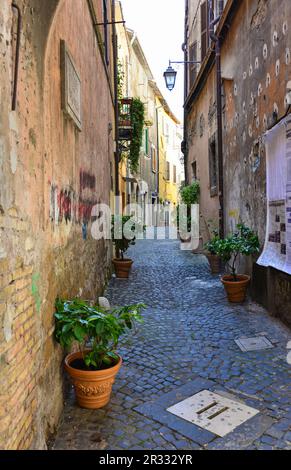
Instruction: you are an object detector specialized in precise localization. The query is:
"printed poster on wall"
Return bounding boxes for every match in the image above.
[257,114,291,275]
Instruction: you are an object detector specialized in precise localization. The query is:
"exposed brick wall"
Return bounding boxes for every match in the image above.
[0,0,115,449]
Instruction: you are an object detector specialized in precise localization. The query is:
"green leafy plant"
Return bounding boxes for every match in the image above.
[129,98,145,173]
[204,230,220,255]
[112,215,146,259]
[180,181,200,206]
[214,223,260,280]
[55,299,145,370]
[117,59,125,100]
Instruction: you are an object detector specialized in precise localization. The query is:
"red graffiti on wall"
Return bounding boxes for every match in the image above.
[58,189,72,223]
[79,169,97,224]
[49,170,98,227]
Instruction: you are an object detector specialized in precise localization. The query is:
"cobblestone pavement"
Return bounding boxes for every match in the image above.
[52,239,291,450]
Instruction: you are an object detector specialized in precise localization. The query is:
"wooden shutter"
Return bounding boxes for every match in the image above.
[173,165,177,183]
[201,1,208,62]
[217,0,224,15]
[191,161,197,181]
[152,148,157,172]
[145,128,149,155]
[189,42,198,88]
[102,0,109,65]
[166,162,170,181]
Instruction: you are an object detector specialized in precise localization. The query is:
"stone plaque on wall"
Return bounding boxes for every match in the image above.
[60,40,82,131]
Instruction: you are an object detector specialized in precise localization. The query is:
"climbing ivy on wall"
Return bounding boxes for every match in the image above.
[117,60,125,100]
[129,98,145,173]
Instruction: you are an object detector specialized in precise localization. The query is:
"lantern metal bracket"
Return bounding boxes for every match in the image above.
[94,20,126,26]
[168,60,201,66]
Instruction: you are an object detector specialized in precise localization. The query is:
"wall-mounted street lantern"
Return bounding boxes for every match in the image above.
[163,64,177,91]
[163,60,201,91]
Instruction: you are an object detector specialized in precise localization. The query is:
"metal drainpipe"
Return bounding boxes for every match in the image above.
[183,0,189,184]
[111,1,120,203]
[11,3,22,111]
[209,7,225,239]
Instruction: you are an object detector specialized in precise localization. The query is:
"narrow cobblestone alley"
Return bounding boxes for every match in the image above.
[52,239,291,451]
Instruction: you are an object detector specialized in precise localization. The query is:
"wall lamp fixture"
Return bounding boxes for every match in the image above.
[163,60,201,91]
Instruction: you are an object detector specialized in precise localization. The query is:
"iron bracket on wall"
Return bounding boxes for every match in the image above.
[169,60,201,66]
[11,3,22,111]
[94,20,125,26]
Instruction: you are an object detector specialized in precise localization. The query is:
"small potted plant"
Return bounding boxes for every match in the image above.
[111,215,145,278]
[54,298,145,409]
[215,224,260,302]
[204,230,222,274]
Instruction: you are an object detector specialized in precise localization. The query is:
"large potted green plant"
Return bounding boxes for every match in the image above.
[204,230,222,274]
[55,299,145,409]
[112,215,145,278]
[215,224,260,302]
[178,181,200,243]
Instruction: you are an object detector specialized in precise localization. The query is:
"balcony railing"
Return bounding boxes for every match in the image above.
[118,98,133,141]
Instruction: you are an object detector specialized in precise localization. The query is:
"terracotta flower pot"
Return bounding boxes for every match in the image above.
[206,253,222,274]
[112,258,133,278]
[64,351,122,409]
[221,274,250,303]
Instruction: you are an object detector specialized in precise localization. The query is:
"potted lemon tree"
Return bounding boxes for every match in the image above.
[112,215,145,278]
[215,224,260,302]
[55,299,145,409]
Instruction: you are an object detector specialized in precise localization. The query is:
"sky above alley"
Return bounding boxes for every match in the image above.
[120,0,185,123]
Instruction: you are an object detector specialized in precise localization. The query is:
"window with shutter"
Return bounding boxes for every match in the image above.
[144,128,149,155]
[152,147,157,172]
[173,165,177,183]
[191,161,197,181]
[189,42,198,89]
[102,0,109,65]
[166,162,170,181]
[217,0,225,16]
[200,1,208,62]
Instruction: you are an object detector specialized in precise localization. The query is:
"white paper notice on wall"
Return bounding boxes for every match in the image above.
[257,115,291,275]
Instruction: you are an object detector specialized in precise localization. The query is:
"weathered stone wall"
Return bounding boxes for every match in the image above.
[187,0,291,242]
[221,0,290,243]
[0,0,115,449]
[186,0,291,324]
[221,0,291,314]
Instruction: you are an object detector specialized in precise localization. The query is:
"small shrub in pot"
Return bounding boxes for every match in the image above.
[111,215,145,278]
[55,298,145,408]
[215,224,260,302]
[204,230,222,274]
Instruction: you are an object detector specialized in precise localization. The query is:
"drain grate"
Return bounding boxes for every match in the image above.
[167,390,259,437]
[235,336,273,352]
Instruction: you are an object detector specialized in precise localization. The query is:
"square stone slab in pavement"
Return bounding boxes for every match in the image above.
[167,390,259,437]
[235,336,274,352]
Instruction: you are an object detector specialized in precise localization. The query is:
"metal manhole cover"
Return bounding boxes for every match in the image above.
[167,390,259,437]
[235,336,273,352]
